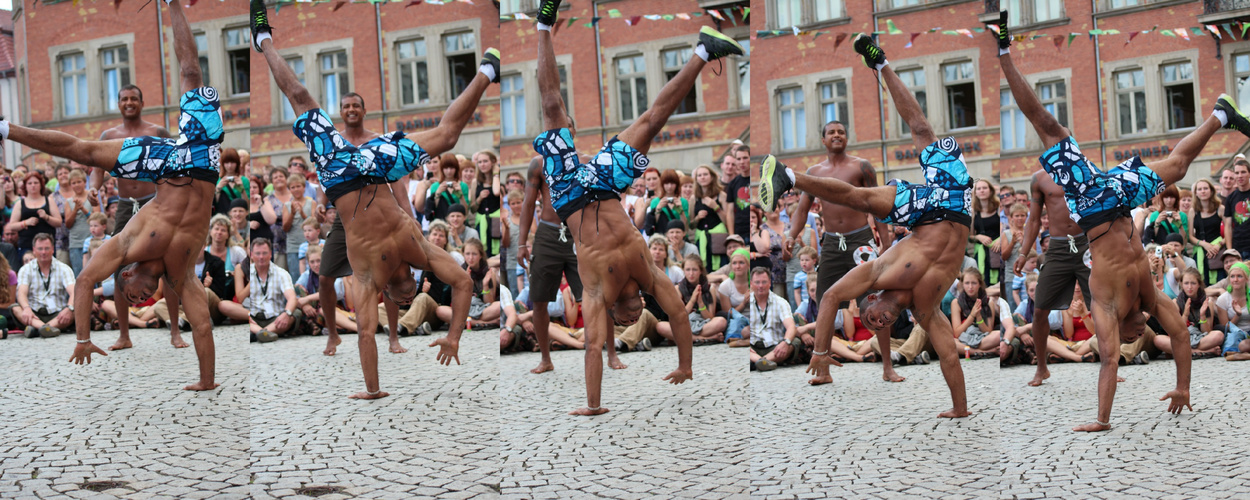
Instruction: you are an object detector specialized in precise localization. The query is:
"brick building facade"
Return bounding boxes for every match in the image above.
[248,1,499,171]
[10,0,249,166]
[499,0,750,178]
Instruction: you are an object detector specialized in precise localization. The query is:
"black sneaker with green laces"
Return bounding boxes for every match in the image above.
[250,0,273,52]
[698,26,745,61]
[1217,94,1250,137]
[759,155,793,213]
[852,34,886,69]
[536,0,562,26]
[996,10,1011,52]
[481,48,501,83]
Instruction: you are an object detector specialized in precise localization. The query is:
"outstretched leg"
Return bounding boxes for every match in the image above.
[536,27,571,132]
[4,128,124,170]
[1000,53,1068,150]
[1147,115,1223,186]
[252,0,319,118]
[794,172,897,220]
[409,50,497,157]
[166,0,202,93]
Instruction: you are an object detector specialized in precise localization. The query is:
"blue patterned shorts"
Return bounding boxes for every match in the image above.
[1041,137,1163,231]
[532,128,649,221]
[878,138,972,228]
[293,109,430,203]
[113,87,222,183]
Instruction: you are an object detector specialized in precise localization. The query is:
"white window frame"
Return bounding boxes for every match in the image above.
[768,0,845,28]
[1161,60,1197,131]
[224,26,250,97]
[1000,87,1026,151]
[280,56,305,123]
[661,46,698,116]
[777,86,806,151]
[100,46,130,113]
[443,31,478,100]
[895,66,927,137]
[819,79,848,127]
[1115,68,1148,136]
[47,33,134,119]
[396,38,430,107]
[766,67,855,152]
[500,73,526,139]
[59,52,87,118]
[383,19,482,113]
[616,53,648,123]
[942,60,977,131]
[319,50,351,117]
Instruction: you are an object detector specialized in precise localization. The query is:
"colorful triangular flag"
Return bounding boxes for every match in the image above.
[886,19,902,35]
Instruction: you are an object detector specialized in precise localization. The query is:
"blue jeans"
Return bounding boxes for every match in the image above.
[287,251,301,279]
[1224,323,1248,354]
[69,247,83,277]
[726,308,748,341]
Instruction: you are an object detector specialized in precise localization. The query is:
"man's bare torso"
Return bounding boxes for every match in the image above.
[807,156,874,233]
[566,199,654,302]
[877,221,970,311]
[1086,217,1154,317]
[1033,170,1082,237]
[100,121,169,199]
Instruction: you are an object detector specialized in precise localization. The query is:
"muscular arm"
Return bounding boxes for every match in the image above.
[389,180,415,219]
[518,158,543,249]
[1225,215,1235,251]
[1014,174,1045,275]
[787,194,813,241]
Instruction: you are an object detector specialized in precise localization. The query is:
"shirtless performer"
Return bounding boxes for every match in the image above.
[784,120,902,382]
[314,93,405,358]
[760,34,970,418]
[517,149,623,374]
[997,10,1248,430]
[531,0,742,414]
[1013,171,1091,387]
[97,86,185,351]
[0,0,223,390]
[252,0,492,398]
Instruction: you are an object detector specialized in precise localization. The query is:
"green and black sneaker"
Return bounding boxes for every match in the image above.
[852,33,886,70]
[1217,94,1250,137]
[698,26,745,61]
[536,0,562,27]
[250,0,273,53]
[759,155,793,213]
[996,10,1011,52]
[481,48,501,84]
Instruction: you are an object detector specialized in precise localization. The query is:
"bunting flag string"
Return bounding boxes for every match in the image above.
[745,17,1250,50]
[497,5,749,24]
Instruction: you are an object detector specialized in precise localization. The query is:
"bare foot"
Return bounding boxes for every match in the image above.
[608,355,627,370]
[1117,376,1127,382]
[183,381,220,391]
[1027,367,1050,387]
[323,335,341,356]
[389,339,408,354]
[808,375,833,386]
[1226,352,1250,361]
[882,367,905,383]
[937,408,971,418]
[108,338,133,351]
[530,359,554,374]
[569,407,610,416]
[1072,422,1111,432]
[348,391,390,400]
[170,333,189,349]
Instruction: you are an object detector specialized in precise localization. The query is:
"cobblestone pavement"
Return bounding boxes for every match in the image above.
[999,358,1250,499]
[752,358,1003,499]
[500,343,748,499]
[249,330,498,499]
[0,325,250,499]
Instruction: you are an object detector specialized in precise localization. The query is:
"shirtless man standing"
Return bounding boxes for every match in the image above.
[517,152,623,374]
[315,93,405,358]
[531,0,742,414]
[760,34,970,418]
[998,10,1246,430]
[252,0,492,398]
[1013,171,1091,387]
[784,120,900,382]
[0,0,223,390]
[97,85,184,351]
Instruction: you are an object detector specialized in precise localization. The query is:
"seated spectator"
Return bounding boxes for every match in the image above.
[749,266,806,371]
[791,247,816,309]
[708,234,747,285]
[1157,267,1223,358]
[0,249,16,335]
[1159,233,1195,299]
[247,238,300,342]
[1,226,19,271]
[434,238,498,328]
[677,255,728,345]
[719,248,751,346]
[665,220,698,264]
[148,241,234,328]
[950,268,1003,357]
[648,235,684,284]
[445,204,479,252]
[228,198,250,245]
[80,213,111,272]
[12,234,74,337]
[1011,253,1039,306]
[1218,261,1250,356]
[294,246,359,335]
[1041,285,1097,363]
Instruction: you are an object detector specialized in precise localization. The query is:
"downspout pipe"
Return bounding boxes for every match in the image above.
[376,3,388,133]
[593,0,607,144]
[156,4,170,130]
[1093,14,1107,169]
[871,1,888,179]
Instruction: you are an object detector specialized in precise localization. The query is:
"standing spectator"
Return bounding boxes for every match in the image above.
[280,173,316,278]
[12,234,74,337]
[501,189,524,294]
[997,184,1015,228]
[1189,178,1223,285]
[265,167,293,270]
[728,145,752,240]
[214,148,250,216]
[631,167,661,229]
[0,173,18,221]
[1224,158,1250,258]
[643,169,688,236]
[62,170,95,277]
[791,247,817,309]
[248,176,275,244]
[1143,185,1187,246]
[8,172,61,258]
[228,198,250,245]
[80,213,111,270]
[471,150,501,256]
[426,153,470,222]
[999,203,1030,311]
[409,154,440,224]
[1219,161,1239,198]
[679,175,697,224]
[297,218,325,275]
[691,164,730,270]
[286,157,318,199]
[752,204,786,297]
[50,163,73,266]
[970,179,1002,287]
[207,214,247,273]
[0,226,18,271]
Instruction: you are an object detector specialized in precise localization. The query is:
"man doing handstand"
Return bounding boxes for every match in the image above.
[531,0,743,415]
[760,34,971,418]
